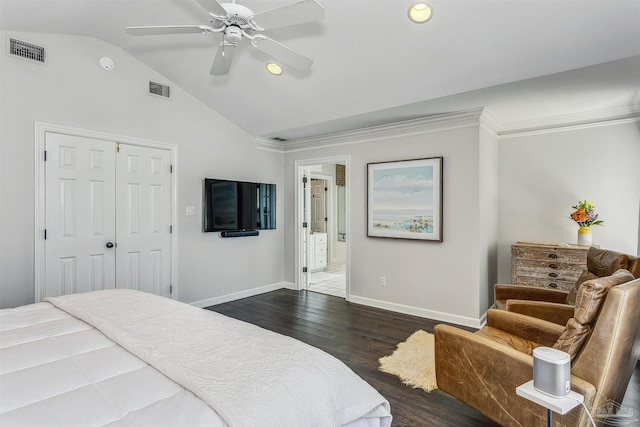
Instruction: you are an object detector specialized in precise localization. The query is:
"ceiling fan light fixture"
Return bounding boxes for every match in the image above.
[408,2,433,24]
[266,62,283,76]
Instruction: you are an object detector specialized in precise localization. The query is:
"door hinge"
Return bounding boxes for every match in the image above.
[302,222,308,228]
[302,267,308,273]
[170,285,173,295]
[302,176,308,184]
[116,143,120,153]
[170,225,173,234]
[325,217,328,222]
[44,151,47,161]
[44,229,47,240]
[325,187,328,191]
[170,164,173,173]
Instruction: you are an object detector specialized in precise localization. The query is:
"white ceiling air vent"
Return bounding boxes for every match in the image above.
[8,37,47,64]
[149,81,171,99]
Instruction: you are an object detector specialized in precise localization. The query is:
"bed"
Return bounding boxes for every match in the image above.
[0,289,392,427]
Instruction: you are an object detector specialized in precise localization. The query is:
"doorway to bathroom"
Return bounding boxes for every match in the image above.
[296,157,348,299]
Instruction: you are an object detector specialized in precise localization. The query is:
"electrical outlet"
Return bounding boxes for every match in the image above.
[380,276,387,286]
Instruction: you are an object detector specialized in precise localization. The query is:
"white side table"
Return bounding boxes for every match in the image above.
[516,380,583,427]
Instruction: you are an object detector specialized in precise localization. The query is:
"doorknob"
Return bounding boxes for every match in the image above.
[106,242,115,248]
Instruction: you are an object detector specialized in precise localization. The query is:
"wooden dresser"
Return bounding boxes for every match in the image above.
[511,242,589,291]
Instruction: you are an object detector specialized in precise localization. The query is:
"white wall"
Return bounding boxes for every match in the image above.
[284,114,494,326]
[497,120,640,283]
[478,119,499,313]
[0,32,284,308]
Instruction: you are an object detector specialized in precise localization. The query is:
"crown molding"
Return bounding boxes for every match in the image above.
[498,104,640,137]
[479,107,502,136]
[274,108,485,153]
[254,104,639,151]
[255,137,285,152]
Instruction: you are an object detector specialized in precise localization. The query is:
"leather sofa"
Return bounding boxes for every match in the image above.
[494,247,640,325]
[435,270,640,426]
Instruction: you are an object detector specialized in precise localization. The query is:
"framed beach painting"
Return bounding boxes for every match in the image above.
[367,157,443,241]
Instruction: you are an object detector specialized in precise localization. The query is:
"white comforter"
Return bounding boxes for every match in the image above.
[35,289,391,427]
[1,301,226,426]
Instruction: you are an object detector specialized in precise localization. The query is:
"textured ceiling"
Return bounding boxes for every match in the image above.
[1,0,639,141]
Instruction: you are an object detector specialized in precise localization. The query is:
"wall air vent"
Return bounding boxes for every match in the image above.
[8,37,47,64]
[149,81,171,99]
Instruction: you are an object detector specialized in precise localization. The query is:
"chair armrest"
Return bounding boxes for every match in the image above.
[486,309,565,345]
[495,284,569,304]
[434,324,596,427]
[505,300,575,326]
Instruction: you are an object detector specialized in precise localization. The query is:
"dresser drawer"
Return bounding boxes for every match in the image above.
[511,246,587,264]
[313,233,327,244]
[514,276,575,291]
[513,260,584,281]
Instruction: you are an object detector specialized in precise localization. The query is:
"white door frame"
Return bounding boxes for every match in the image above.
[294,156,350,299]
[34,122,179,302]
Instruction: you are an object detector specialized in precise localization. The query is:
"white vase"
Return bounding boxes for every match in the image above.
[577,227,592,246]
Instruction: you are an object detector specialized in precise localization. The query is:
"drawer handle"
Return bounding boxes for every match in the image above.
[548,283,558,288]
[548,254,558,259]
[549,272,558,278]
[549,264,558,269]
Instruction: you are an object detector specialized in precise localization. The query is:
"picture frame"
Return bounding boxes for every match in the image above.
[367,157,443,241]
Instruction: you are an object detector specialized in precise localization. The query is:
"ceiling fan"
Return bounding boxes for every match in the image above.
[125,0,324,76]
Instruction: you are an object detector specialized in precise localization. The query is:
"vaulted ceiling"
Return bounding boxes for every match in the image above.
[1,0,639,141]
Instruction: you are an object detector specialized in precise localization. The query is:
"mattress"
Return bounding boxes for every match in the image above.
[0,290,392,427]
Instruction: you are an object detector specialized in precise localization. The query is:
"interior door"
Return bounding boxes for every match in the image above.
[115,144,172,297]
[44,133,172,299]
[311,179,327,233]
[302,168,312,289]
[45,134,117,296]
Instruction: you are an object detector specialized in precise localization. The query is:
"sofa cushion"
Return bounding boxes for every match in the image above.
[628,256,640,278]
[553,269,634,358]
[574,269,634,324]
[553,318,591,357]
[587,247,629,277]
[567,269,597,305]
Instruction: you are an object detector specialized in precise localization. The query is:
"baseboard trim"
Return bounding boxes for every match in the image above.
[282,281,296,290]
[190,284,488,328]
[349,295,487,329]
[190,282,287,308]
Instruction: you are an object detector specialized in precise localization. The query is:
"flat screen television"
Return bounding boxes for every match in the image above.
[203,178,276,232]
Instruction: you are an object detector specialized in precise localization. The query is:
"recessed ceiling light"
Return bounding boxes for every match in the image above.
[266,62,283,76]
[408,2,434,24]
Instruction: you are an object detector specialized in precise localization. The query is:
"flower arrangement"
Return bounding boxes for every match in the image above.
[570,200,603,228]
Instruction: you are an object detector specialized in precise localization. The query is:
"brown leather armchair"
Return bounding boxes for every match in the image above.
[435,270,640,427]
[495,247,640,325]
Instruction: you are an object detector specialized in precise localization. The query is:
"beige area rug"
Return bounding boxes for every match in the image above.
[378,330,438,392]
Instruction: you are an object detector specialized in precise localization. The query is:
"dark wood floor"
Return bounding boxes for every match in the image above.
[206,289,640,427]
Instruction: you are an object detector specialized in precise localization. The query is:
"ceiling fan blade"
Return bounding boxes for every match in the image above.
[196,0,228,18]
[252,36,313,71]
[250,0,325,30]
[125,25,214,36]
[210,42,237,76]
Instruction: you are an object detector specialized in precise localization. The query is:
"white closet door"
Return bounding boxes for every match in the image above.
[115,144,172,297]
[45,134,116,297]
